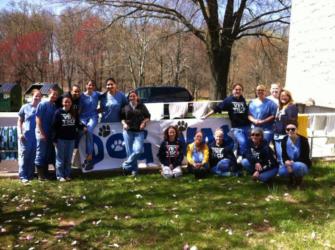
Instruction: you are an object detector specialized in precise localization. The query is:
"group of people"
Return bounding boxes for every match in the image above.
[18,78,157,182]
[17,79,311,188]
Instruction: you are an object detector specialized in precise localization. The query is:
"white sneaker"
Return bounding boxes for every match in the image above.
[65,177,71,181]
[21,179,29,183]
[58,177,66,182]
[237,156,243,164]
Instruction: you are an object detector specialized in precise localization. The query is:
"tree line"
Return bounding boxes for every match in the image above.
[0,1,289,99]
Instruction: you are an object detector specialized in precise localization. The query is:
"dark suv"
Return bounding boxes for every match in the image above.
[135,86,193,103]
[135,86,193,118]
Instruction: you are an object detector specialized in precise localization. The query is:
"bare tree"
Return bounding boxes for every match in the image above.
[67,0,290,99]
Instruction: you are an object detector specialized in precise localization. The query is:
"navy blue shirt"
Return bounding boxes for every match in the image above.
[213,95,250,128]
[52,108,83,141]
[243,140,277,172]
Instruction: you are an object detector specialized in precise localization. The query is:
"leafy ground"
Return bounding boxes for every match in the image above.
[0,163,334,250]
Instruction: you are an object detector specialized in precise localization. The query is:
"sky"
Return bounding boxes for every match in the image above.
[0,0,68,15]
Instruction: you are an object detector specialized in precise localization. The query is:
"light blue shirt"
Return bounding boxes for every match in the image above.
[18,103,37,140]
[287,136,301,161]
[79,91,100,119]
[248,98,277,130]
[35,101,57,137]
[100,91,127,122]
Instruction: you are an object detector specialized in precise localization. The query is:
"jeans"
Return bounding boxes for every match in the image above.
[35,134,55,172]
[241,158,278,182]
[231,126,250,156]
[274,134,284,166]
[122,130,145,173]
[80,116,98,155]
[18,137,36,180]
[263,129,274,145]
[278,161,308,177]
[211,158,233,176]
[55,139,75,179]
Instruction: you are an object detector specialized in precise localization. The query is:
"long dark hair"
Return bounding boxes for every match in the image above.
[164,126,179,141]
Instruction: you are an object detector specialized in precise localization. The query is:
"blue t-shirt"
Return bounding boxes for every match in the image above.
[248,98,277,130]
[79,91,100,119]
[18,103,37,139]
[35,101,57,137]
[100,91,127,122]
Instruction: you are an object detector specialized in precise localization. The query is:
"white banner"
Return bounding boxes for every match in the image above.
[79,118,232,172]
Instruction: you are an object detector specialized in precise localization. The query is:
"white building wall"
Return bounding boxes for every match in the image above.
[285,0,335,108]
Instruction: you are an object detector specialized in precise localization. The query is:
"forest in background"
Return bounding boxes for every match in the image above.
[0,1,288,99]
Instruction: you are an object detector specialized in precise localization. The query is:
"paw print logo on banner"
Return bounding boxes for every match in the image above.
[99,125,111,137]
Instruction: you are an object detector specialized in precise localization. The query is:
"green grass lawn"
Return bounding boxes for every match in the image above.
[0,163,334,250]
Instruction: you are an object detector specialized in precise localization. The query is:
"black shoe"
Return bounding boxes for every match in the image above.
[84,160,94,171]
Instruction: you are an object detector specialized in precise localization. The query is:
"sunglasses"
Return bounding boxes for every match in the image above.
[286,127,296,132]
[251,133,261,137]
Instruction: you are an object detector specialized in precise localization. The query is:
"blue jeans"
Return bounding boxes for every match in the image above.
[55,139,75,179]
[241,158,278,182]
[80,116,98,155]
[231,126,250,156]
[18,138,36,180]
[122,130,145,173]
[263,129,274,145]
[35,135,55,170]
[278,161,308,177]
[274,134,284,165]
[211,158,233,176]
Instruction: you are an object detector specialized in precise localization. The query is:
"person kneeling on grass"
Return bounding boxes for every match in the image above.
[157,126,185,179]
[187,131,209,179]
[209,129,238,177]
[52,95,86,182]
[241,127,278,183]
[279,121,311,188]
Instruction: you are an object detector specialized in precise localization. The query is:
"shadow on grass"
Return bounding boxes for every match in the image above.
[0,163,334,249]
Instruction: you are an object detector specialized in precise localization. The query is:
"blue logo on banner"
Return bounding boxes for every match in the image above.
[91,125,233,166]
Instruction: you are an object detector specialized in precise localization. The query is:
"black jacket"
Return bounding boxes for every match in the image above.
[243,140,277,173]
[209,141,237,169]
[281,135,311,167]
[157,139,184,167]
[52,108,84,141]
[121,103,151,132]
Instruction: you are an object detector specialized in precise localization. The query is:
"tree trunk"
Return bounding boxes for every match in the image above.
[207,43,232,100]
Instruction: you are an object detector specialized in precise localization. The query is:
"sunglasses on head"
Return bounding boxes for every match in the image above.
[251,133,261,137]
[286,127,296,132]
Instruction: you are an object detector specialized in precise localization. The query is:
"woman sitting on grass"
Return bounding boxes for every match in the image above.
[157,126,184,178]
[241,127,278,183]
[279,121,311,188]
[209,129,238,177]
[186,131,209,179]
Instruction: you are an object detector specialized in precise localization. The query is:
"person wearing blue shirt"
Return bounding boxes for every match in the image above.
[274,90,298,166]
[35,87,59,180]
[17,89,42,183]
[100,77,127,123]
[241,127,278,183]
[279,122,311,188]
[79,80,100,170]
[203,83,250,157]
[248,84,277,144]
